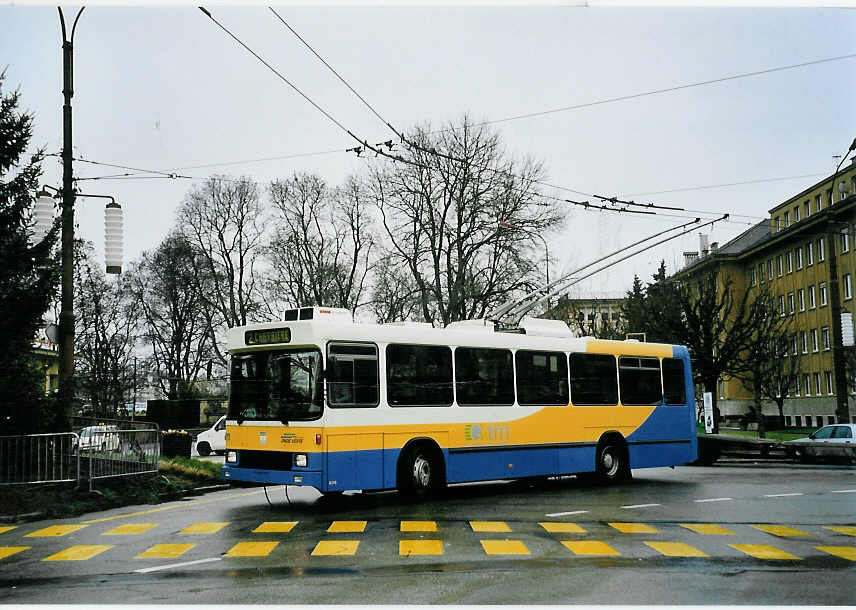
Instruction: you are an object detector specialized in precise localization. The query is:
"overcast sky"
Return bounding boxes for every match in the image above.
[2,4,854,304]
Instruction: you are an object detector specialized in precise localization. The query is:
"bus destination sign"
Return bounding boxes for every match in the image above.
[245,328,291,346]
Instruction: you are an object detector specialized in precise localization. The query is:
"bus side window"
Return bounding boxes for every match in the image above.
[569,353,618,405]
[455,347,514,406]
[618,356,662,405]
[515,350,569,406]
[327,343,379,408]
[662,358,686,405]
[387,344,453,407]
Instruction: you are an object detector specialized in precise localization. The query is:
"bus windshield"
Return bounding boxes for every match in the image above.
[229,348,323,423]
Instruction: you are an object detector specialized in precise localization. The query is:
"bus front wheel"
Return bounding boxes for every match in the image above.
[596,441,631,484]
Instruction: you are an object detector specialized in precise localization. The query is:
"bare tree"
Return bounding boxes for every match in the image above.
[263,173,374,314]
[129,233,215,400]
[177,176,266,363]
[367,117,565,326]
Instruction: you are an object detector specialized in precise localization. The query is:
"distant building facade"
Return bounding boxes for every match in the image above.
[549,295,626,338]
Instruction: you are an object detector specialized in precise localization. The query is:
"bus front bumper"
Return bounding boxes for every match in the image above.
[222,465,323,489]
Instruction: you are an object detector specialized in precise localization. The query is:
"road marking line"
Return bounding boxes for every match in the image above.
[679,523,735,535]
[136,543,196,559]
[730,543,800,560]
[25,524,88,537]
[400,540,443,555]
[400,521,437,532]
[81,489,264,524]
[539,522,587,534]
[694,498,732,503]
[0,547,30,560]
[830,489,856,493]
[311,540,359,556]
[134,557,221,573]
[480,540,530,555]
[752,525,811,537]
[470,521,511,533]
[561,540,619,556]
[103,523,158,536]
[824,526,856,537]
[764,493,804,498]
[225,541,279,557]
[645,541,708,557]
[545,510,588,517]
[621,504,661,509]
[815,546,856,561]
[253,521,297,533]
[0,526,17,535]
[180,522,230,535]
[609,522,659,534]
[327,521,366,533]
[43,544,113,561]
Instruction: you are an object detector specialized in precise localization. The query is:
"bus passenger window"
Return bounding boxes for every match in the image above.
[455,347,514,406]
[662,358,686,405]
[515,350,569,406]
[387,344,453,407]
[569,353,617,405]
[618,356,662,405]
[327,343,379,408]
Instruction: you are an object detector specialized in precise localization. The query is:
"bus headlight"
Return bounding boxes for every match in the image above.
[226,451,237,463]
[294,454,308,467]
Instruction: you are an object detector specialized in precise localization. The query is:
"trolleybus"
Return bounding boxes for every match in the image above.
[222,306,697,496]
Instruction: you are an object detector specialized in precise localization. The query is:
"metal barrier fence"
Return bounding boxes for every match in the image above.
[78,427,161,491]
[0,433,79,485]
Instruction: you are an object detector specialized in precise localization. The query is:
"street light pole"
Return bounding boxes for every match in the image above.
[57,7,85,424]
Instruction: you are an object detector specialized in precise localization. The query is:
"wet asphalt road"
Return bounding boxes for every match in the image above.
[0,462,854,604]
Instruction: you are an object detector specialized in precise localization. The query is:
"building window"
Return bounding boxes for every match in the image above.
[776,256,783,277]
[809,285,816,309]
[845,273,852,300]
[818,237,825,262]
[811,329,819,352]
[788,292,795,314]
[796,247,803,269]
[795,415,803,426]
[767,260,773,280]
[827,188,834,207]
[774,216,781,231]
[825,371,833,395]
[786,251,793,273]
[803,374,811,397]
[779,295,785,317]
[758,263,764,283]
[791,333,798,356]
[820,282,828,306]
[807,242,814,265]
[815,194,822,212]
[785,416,792,426]
[718,379,726,400]
[822,327,831,350]
[784,211,790,227]
[804,201,810,218]
[798,288,805,311]
[842,230,850,253]
[794,375,800,396]
[748,267,756,286]
[814,372,822,395]
[800,330,808,354]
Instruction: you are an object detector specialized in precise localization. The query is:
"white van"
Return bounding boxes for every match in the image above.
[195,416,226,456]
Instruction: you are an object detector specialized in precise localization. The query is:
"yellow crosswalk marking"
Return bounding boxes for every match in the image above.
[824,526,856,537]
[0,526,17,535]
[752,525,810,537]
[561,541,620,556]
[103,523,157,536]
[470,521,511,533]
[180,522,230,534]
[327,521,366,533]
[679,523,735,535]
[311,540,360,556]
[136,543,195,559]
[253,521,297,533]
[539,522,586,534]
[480,539,530,555]
[609,522,658,534]
[815,546,856,561]
[400,540,443,555]
[730,544,800,560]
[225,541,279,557]
[43,545,113,561]
[645,541,708,557]
[25,524,87,537]
[400,521,437,532]
[0,547,29,560]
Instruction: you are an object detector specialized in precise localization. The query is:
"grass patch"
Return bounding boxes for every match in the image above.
[697,423,810,441]
[0,457,225,522]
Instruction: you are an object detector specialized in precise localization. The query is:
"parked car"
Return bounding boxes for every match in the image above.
[784,424,856,463]
[74,425,121,453]
[194,416,226,457]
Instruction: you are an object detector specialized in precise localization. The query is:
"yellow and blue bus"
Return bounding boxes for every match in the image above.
[222,307,697,496]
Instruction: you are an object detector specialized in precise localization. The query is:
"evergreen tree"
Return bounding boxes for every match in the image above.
[0,72,61,433]
[621,275,646,336]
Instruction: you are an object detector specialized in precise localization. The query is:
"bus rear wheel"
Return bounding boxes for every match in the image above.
[596,441,631,484]
[398,445,442,499]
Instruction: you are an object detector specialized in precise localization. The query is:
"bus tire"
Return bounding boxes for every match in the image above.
[595,438,631,484]
[398,443,444,499]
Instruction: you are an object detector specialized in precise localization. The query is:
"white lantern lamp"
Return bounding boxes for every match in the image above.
[104,200,124,274]
[32,189,57,243]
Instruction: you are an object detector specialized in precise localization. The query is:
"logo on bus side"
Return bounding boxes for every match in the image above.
[280,433,303,444]
[465,424,510,441]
